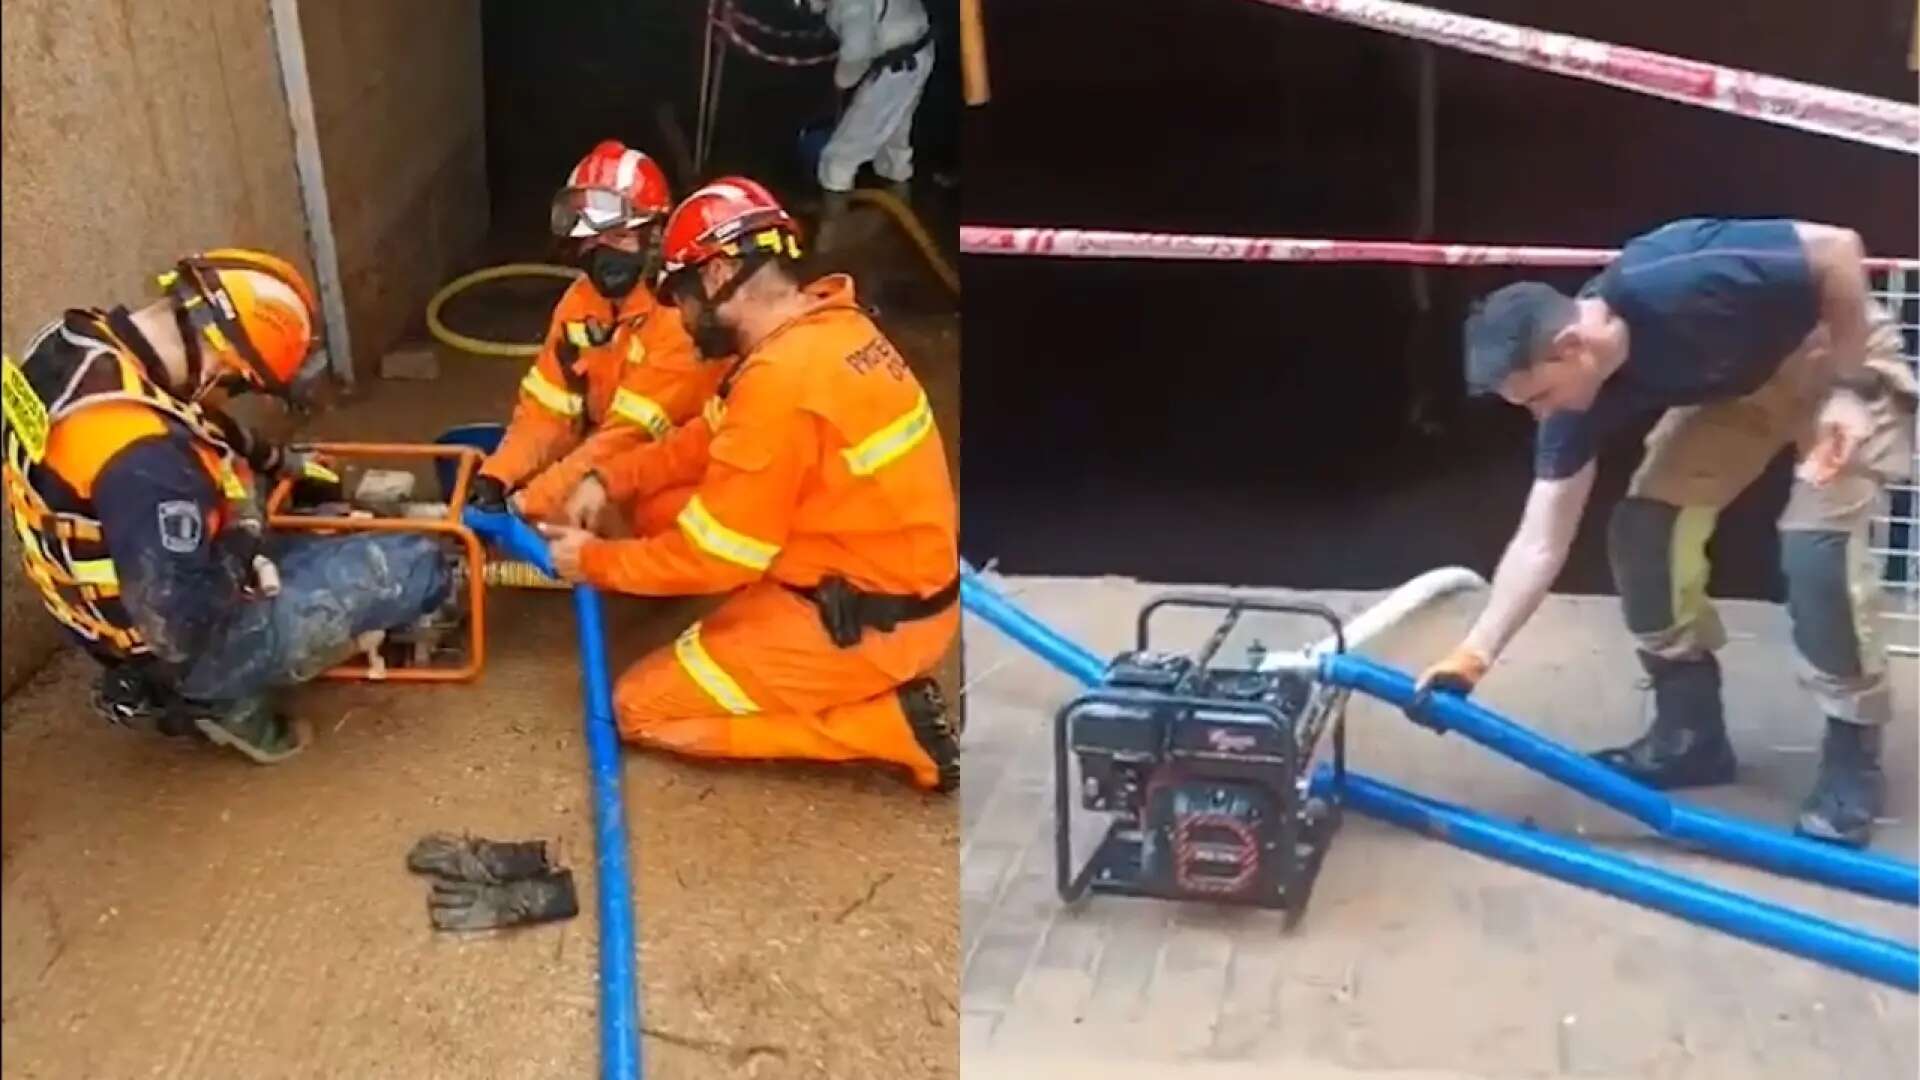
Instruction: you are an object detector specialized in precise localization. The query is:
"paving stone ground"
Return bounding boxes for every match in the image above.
[959,574,1919,1080]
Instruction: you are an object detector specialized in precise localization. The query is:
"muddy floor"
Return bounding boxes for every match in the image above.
[0,193,960,1080]
[959,574,1918,1079]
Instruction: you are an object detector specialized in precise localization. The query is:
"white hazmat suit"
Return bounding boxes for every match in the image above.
[809,0,934,191]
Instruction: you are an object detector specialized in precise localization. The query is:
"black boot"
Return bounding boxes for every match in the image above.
[1591,652,1737,790]
[899,677,960,794]
[1795,719,1885,848]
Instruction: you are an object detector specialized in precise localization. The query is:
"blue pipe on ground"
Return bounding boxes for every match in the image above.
[467,509,643,1079]
[1312,768,1919,991]
[1318,654,1920,906]
[956,564,1920,990]
[959,561,1108,686]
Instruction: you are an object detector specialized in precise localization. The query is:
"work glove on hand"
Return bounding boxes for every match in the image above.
[428,871,579,932]
[1408,645,1491,726]
[468,474,510,512]
[407,832,553,884]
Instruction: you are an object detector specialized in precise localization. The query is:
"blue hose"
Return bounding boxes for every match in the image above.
[466,508,643,1078]
[1319,654,1920,906]
[955,564,1920,990]
[1312,767,1919,991]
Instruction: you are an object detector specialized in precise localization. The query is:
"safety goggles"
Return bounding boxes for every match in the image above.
[551,186,655,239]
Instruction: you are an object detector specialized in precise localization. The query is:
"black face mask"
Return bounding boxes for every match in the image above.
[687,307,740,361]
[586,246,646,299]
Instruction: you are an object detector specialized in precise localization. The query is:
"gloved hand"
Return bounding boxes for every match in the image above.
[469,474,510,512]
[428,871,579,932]
[1420,641,1489,691]
[1405,644,1489,731]
[407,832,553,884]
[1414,644,1491,698]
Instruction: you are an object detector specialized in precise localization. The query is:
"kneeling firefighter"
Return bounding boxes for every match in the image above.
[2,250,453,762]
[538,177,962,792]
[468,139,727,529]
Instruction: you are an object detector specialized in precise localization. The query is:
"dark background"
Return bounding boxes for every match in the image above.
[479,0,963,250]
[960,0,1918,597]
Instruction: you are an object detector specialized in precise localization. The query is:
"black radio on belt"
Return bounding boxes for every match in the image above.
[1053,594,1349,926]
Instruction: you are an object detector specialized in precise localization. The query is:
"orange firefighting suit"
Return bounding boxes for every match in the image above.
[575,274,958,788]
[478,277,727,521]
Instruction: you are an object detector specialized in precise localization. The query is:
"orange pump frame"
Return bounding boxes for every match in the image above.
[264,442,489,683]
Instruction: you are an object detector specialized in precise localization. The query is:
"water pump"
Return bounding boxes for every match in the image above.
[1053,594,1349,925]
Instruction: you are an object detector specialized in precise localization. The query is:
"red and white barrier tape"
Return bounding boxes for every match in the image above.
[713,0,837,67]
[960,226,1920,272]
[1249,0,1919,156]
[723,0,833,41]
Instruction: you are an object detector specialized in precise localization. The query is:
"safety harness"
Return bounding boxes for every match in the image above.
[2,313,253,659]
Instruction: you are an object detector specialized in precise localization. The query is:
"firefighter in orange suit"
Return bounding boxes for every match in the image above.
[468,140,728,525]
[538,177,961,792]
[3,250,451,763]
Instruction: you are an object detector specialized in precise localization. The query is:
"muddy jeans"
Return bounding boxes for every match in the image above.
[169,532,452,707]
[1606,300,1915,726]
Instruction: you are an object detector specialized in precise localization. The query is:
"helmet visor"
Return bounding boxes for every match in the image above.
[551,186,645,238]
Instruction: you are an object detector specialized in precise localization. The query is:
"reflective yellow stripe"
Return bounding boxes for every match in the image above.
[702,396,727,430]
[565,322,593,348]
[626,337,647,366]
[841,392,933,477]
[69,558,119,586]
[2,357,50,462]
[520,369,584,417]
[610,388,672,439]
[1670,507,1718,631]
[675,494,778,571]
[220,465,249,500]
[673,623,759,714]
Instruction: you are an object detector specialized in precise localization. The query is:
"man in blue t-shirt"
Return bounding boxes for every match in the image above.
[1418,218,1916,848]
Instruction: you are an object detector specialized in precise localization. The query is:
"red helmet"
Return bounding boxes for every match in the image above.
[160,248,323,398]
[551,140,673,239]
[658,177,802,281]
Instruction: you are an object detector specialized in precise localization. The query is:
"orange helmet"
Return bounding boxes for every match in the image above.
[160,249,324,401]
[551,140,673,239]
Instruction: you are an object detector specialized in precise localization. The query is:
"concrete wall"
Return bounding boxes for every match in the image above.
[2,0,312,698]
[300,0,488,382]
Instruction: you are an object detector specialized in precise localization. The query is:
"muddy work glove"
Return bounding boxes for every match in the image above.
[407,832,553,884]
[428,871,579,932]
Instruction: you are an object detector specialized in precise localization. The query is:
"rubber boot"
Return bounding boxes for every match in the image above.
[191,695,312,765]
[899,677,959,794]
[91,667,199,738]
[1795,718,1885,848]
[1591,652,1737,790]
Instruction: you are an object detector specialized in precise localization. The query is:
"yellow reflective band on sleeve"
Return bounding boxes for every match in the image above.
[673,622,760,714]
[68,558,119,587]
[675,494,778,571]
[520,369,584,417]
[626,337,647,366]
[610,388,672,439]
[219,466,249,500]
[841,391,933,477]
[1,358,49,463]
